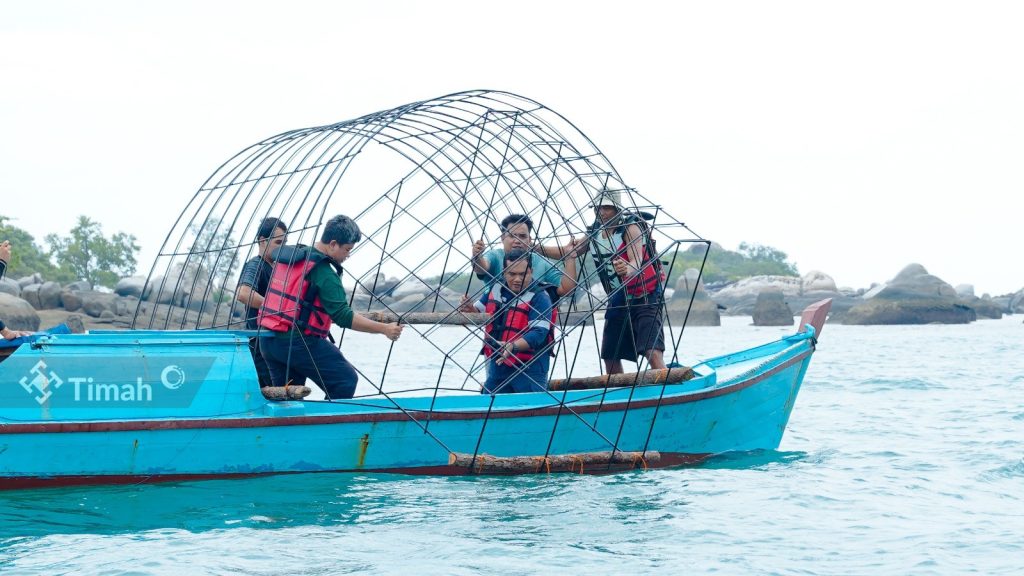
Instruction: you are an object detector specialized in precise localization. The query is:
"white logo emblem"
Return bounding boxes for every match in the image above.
[19,360,64,405]
[160,365,186,389]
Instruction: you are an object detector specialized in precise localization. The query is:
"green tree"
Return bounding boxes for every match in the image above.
[45,216,140,288]
[0,215,65,279]
[665,241,799,286]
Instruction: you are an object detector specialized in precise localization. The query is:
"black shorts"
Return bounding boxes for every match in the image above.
[601,292,666,362]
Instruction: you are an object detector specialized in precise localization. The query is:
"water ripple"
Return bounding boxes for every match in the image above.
[4,318,1024,573]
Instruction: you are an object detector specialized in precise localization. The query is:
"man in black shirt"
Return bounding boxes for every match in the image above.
[236,218,287,387]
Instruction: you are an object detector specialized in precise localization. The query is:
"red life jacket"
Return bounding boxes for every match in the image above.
[616,234,661,298]
[259,250,335,338]
[591,216,663,299]
[482,284,556,364]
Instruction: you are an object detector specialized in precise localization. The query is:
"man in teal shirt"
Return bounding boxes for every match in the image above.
[471,214,577,299]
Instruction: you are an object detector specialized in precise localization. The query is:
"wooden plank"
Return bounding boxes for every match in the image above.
[261,385,312,400]
[448,450,661,474]
[361,311,489,325]
[548,366,694,391]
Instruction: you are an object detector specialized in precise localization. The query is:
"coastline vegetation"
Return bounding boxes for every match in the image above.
[0,215,139,288]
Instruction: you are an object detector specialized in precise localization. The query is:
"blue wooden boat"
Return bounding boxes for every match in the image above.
[0,90,833,488]
[0,300,829,489]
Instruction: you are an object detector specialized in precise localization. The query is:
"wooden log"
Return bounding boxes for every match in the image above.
[361,311,490,326]
[548,366,694,391]
[261,385,312,400]
[448,450,661,474]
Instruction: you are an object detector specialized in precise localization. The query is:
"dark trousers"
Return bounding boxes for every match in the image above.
[260,334,358,400]
[483,356,549,394]
[248,337,275,388]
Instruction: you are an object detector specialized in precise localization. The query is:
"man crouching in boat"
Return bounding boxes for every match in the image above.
[460,249,555,394]
[258,215,403,400]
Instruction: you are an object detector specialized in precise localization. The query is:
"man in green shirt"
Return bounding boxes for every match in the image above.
[259,215,402,399]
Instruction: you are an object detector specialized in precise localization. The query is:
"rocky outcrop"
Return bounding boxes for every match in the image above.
[37,281,63,309]
[752,289,794,326]
[709,275,801,315]
[954,284,974,298]
[144,263,212,307]
[359,274,399,298]
[77,291,119,318]
[709,270,850,320]
[667,269,721,326]
[65,280,91,292]
[844,264,975,325]
[1010,290,1024,314]
[114,276,147,298]
[960,295,1004,319]
[0,293,41,331]
[21,284,42,309]
[0,278,21,297]
[16,273,43,289]
[802,270,838,293]
[60,289,83,312]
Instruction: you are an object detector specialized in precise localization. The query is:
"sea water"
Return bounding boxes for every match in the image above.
[1,316,1022,574]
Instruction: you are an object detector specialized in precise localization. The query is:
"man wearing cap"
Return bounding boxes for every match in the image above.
[581,186,667,374]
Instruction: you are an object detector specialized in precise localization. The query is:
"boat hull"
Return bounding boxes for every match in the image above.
[0,329,815,488]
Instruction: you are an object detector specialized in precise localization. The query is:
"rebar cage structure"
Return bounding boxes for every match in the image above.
[134,89,710,398]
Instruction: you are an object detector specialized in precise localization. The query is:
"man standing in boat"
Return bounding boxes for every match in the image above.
[471,214,577,301]
[583,186,666,374]
[235,217,288,388]
[258,215,403,399]
[461,249,555,394]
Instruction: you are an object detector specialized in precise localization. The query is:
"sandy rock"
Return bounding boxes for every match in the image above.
[143,262,211,307]
[61,290,83,312]
[21,284,42,309]
[79,291,119,318]
[960,295,1003,319]
[0,293,41,331]
[845,264,973,325]
[38,281,63,309]
[710,275,802,315]
[668,268,720,326]
[0,278,20,297]
[752,289,795,326]
[115,276,147,298]
[64,280,91,292]
[16,273,43,288]
[955,284,975,298]
[802,270,838,293]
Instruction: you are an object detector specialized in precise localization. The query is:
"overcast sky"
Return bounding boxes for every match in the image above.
[2,1,1021,295]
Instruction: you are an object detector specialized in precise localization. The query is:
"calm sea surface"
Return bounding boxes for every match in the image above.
[1,316,1022,574]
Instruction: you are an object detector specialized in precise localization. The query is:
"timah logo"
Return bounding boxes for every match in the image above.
[16,360,190,404]
[19,360,65,405]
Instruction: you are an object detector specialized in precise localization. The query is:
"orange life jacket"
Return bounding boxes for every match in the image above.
[482,283,555,363]
[259,248,336,338]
